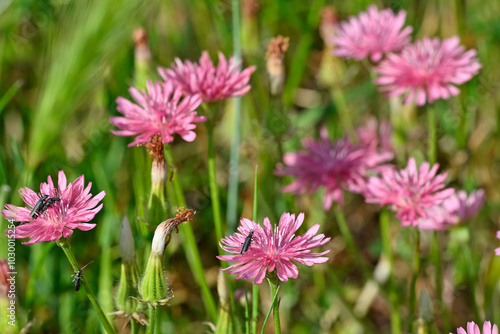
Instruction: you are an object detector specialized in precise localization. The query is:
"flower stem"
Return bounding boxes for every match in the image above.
[333,203,371,279]
[331,87,354,140]
[206,121,224,253]
[146,305,157,334]
[252,166,259,334]
[266,276,281,334]
[380,210,401,334]
[428,106,437,165]
[227,0,243,235]
[431,232,448,328]
[164,145,218,322]
[408,229,420,334]
[57,239,116,334]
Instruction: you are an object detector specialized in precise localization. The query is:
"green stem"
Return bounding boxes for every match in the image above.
[206,122,224,252]
[431,232,448,329]
[130,317,137,334]
[463,244,480,321]
[331,87,354,140]
[164,145,218,322]
[252,166,259,334]
[408,229,421,334]
[333,203,371,279]
[266,276,281,334]
[227,0,243,234]
[380,210,401,334]
[428,106,437,165]
[58,239,116,334]
[146,305,157,334]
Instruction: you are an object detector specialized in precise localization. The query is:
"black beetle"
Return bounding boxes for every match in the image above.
[30,195,49,219]
[240,230,256,255]
[71,261,94,292]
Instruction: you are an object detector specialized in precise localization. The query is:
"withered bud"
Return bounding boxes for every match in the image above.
[152,208,196,255]
[320,7,339,48]
[242,0,260,18]
[143,134,167,195]
[133,27,152,63]
[265,35,290,96]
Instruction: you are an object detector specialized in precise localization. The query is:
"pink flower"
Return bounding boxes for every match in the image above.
[276,127,393,210]
[2,171,105,245]
[332,5,412,62]
[217,213,330,285]
[374,36,481,106]
[452,321,498,334]
[158,51,257,103]
[110,80,205,147]
[365,158,454,226]
[418,189,485,230]
[496,230,500,256]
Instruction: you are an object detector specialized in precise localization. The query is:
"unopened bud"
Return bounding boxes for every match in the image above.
[139,209,196,306]
[120,217,136,264]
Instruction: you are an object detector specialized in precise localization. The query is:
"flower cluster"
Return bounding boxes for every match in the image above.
[364,158,454,226]
[111,51,256,145]
[2,171,105,245]
[277,122,393,210]
[333,5,481,106]
[218,213,330,284]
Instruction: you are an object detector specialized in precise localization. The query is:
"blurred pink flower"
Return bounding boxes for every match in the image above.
[276,127,393,210]
[451,321,498,334]
[2,171,105,245]
[217,213,330,285]
[365,157,454,226]
[0,259,10,298]
[332,5,412,62]
[374,36,481,106]
[418,189,485,230]
[158,51,257,103]
[496,231,500,256]
[110,80,204,147]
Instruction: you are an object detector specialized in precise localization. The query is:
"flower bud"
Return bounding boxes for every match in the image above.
[115,218,144,315]
[215,270,232,334]
[138,209,195,306]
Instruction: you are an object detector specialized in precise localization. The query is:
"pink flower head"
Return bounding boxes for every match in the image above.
[332,5,412,62]
[217,213,330,285]
[276,127,393,210]
[452,321,499,334]
[374,36,481,106]
[0,259,10,298]
[110,80,205,147]
[2,171,105,245]
[418,189,485,230]
[158,51,257,103]
[365,157,454,226]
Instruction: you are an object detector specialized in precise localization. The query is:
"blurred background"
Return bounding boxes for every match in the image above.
[1,0,500,333]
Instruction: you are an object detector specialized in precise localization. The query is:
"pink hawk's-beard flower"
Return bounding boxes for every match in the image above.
[2,171,105,245]
[365,157,454,226]
[217,213,330,285]
[110,80,205,147]
[417,189,485,230]
[332,5,412,62]
[276,126,393,210]
[374,36,481,106]
[158,51,257,103]
[452,321,499,334]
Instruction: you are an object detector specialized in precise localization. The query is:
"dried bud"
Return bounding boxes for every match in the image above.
[215,270,231,332]
[320,6,338,49]
[242,0,260,18]
[265,36,289,96]
[133,27,152,64]
[144,134,168,224]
